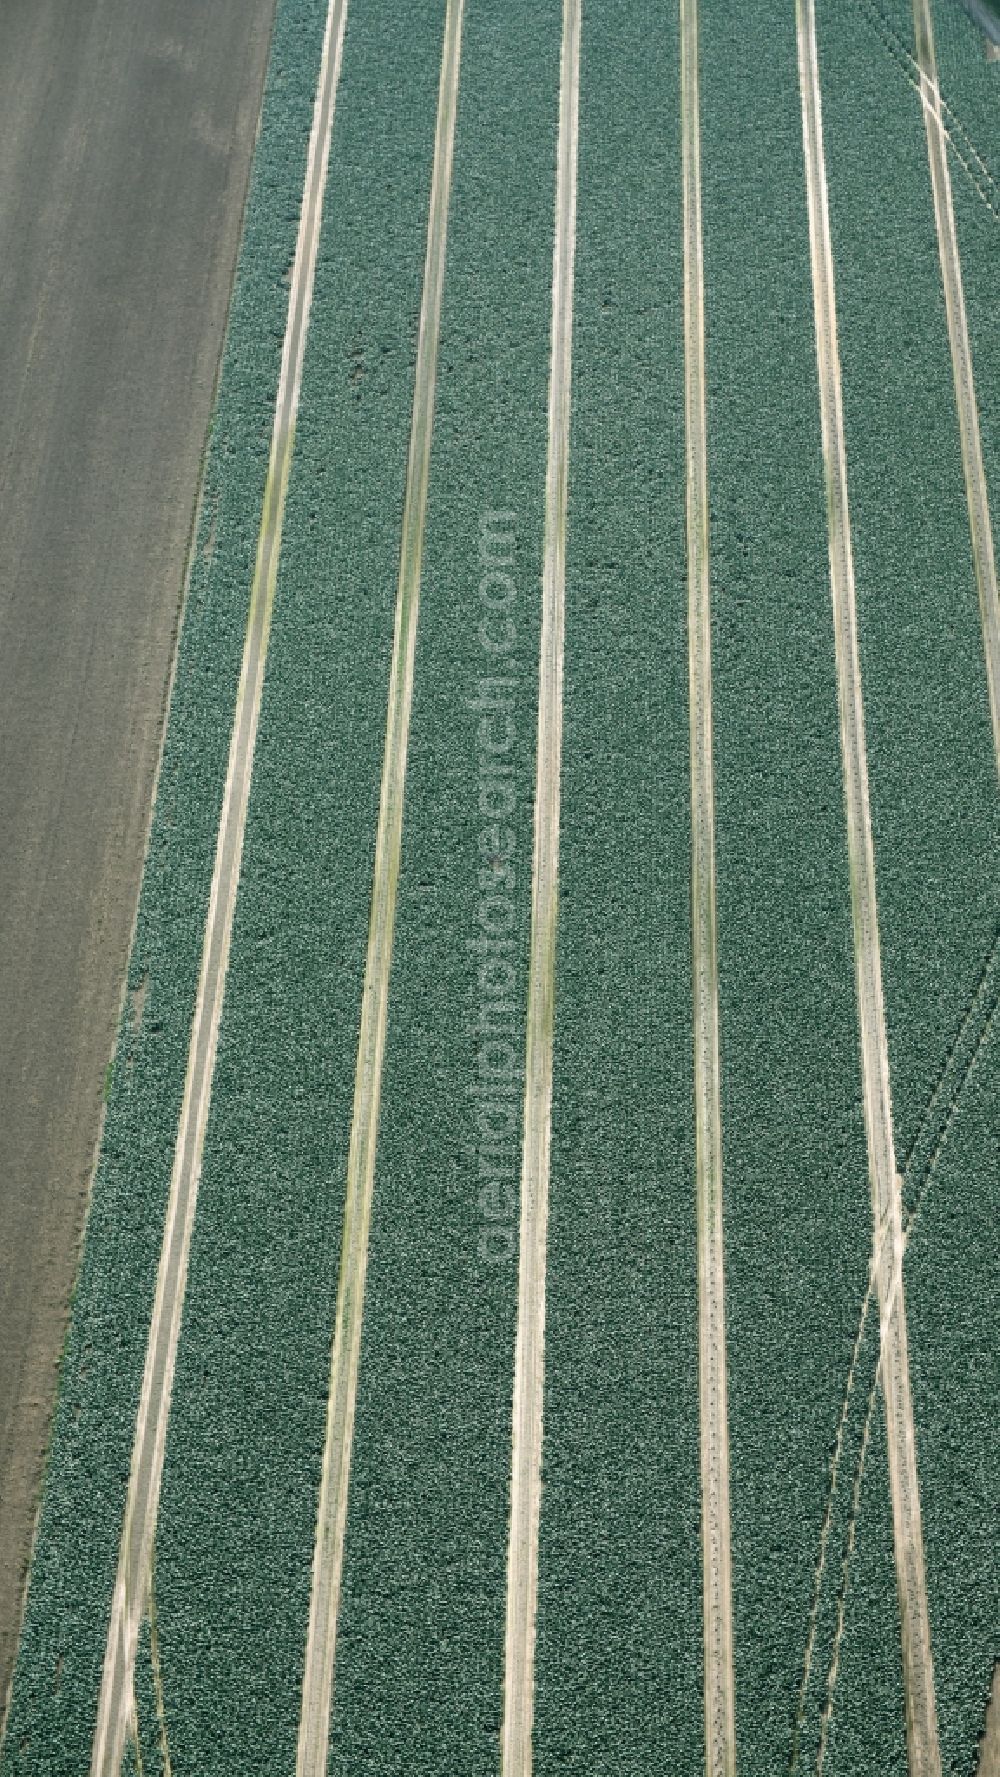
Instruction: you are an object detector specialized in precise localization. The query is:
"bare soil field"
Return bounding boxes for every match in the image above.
[0,0,276,1716]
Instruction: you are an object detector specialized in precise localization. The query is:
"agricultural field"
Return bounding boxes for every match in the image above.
[0,0,997,1774]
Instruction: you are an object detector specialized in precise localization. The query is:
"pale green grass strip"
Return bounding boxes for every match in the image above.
[912,0,1000,778]
[89,4,351,1769]
[500,0,579,1770]
[293,3,465,1771]
[795,5,941,1773]
[681,5,736,1775]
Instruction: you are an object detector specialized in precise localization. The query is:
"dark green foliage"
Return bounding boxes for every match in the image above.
[153,1,447,1770]
[132,1616,168,1777]
[907,1023,1000,1776]
[933,0,1000,172]
[815,1,1000,1767]
[822,1396,909,1777]
[931,0,1000,770]
[816,0,998,1159]
[699,2,876,1770]
[950,0,1000,47]
[532,6,703,1772]
[326,5,556,1772]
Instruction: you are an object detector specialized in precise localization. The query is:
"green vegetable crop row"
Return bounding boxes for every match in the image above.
[151,1,447,1769]
[533,6,703,1772]
[326,3,557,1770]
[814,1,1000,1767]
[700,2,893,1771]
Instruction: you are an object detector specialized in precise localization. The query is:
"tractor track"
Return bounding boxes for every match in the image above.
[681,1,736,1773]
[500,0,579,1768]
[795,4,942,1772]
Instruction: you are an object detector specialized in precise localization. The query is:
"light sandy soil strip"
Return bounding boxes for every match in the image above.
[499,1,579,1771]
[680,3,736,1775]
[912,0,1000,776]
[293,4,464,1771]
[795,6,942,1775]
[978,1664,1000,1777]
[89,5,350,1771]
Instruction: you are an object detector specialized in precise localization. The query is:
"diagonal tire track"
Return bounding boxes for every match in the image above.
[794,930,999,1768]
[795,3,942,1771]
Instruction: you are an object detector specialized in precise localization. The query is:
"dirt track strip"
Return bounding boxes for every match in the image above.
[500,0,579,1770]
[680,4,736,1775]
[794,6,942,1775]
[912,0,1000,777]
[293,4,465,1770]
[89,4,351,1769]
